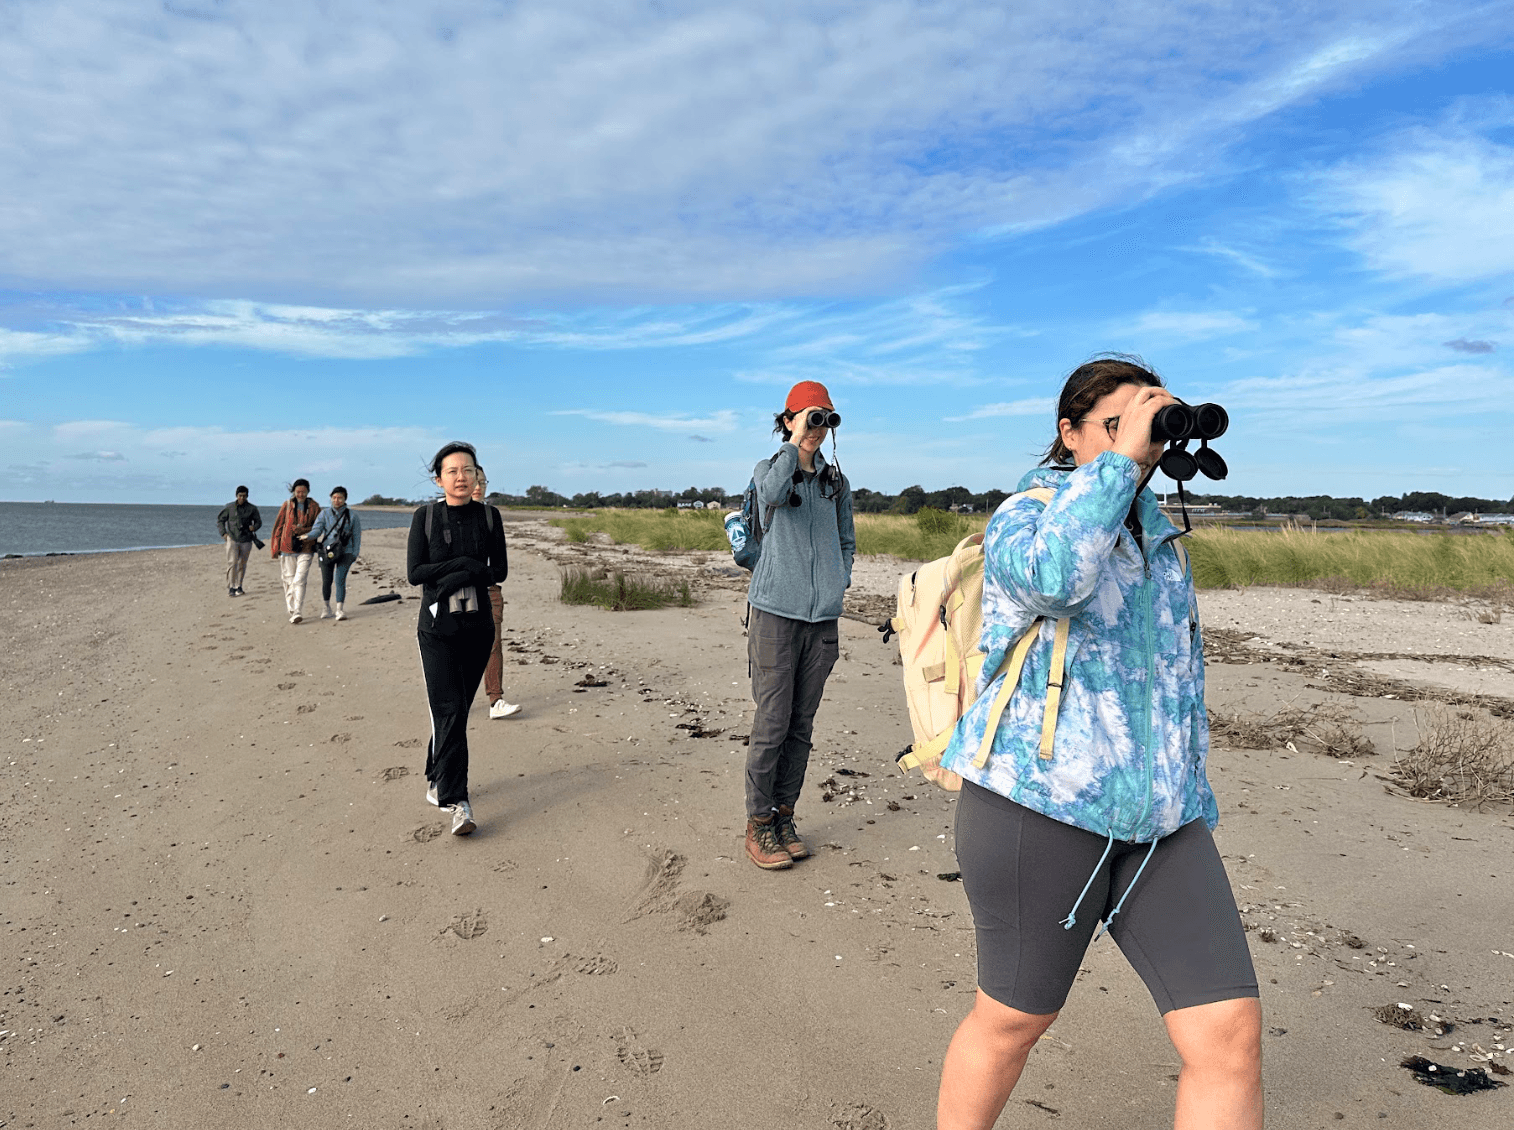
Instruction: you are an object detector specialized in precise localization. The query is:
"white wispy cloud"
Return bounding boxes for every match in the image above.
[551,409,740,433]
[942,398,1053,423]
[1125,311,1257,341]
[0,0,1482,304]
[1314,102,1514,282]
[0,419,450,501]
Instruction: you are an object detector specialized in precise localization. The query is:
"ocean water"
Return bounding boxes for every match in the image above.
[0,501,416,557]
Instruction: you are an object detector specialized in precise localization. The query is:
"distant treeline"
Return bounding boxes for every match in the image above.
[1183,491,1514,522]
[366,486,1514,520]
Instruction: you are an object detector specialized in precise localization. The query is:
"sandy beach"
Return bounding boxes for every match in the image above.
[3,517,1511,1129]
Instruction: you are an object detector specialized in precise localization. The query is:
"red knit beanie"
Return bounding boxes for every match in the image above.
[784,380,834,414]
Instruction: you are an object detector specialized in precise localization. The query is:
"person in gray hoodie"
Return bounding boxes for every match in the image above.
[743,380,855,870]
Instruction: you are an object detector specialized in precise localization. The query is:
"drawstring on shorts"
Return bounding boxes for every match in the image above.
[1094,838,1159,942]
[1059,830,1115,931]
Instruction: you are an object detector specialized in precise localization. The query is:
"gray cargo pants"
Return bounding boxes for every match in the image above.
[745,607,840,817]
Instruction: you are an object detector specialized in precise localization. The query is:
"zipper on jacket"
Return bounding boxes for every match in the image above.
[1136,539,1157,838]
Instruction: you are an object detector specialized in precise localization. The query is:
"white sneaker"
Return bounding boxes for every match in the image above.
[334,603,347,621]
[488,700,522,720]
[450,800,476,836]
[289,613,302,624]
[320,602,334,619]
[426,783,439,806]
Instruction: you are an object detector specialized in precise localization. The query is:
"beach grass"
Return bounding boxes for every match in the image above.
[551,508,1514,598]
[551,506,990,561]
[559,566,694,611]
[1186,525,1514,596]
[554,507,730,552]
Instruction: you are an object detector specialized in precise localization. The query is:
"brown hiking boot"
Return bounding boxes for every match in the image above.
[774,805,810,859]
[745,814,794,870]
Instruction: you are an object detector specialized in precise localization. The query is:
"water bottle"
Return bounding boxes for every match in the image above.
[723,511,747,553]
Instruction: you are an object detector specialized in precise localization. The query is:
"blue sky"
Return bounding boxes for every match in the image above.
[2,0,1512,505]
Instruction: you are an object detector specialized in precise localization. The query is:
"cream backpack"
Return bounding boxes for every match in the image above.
[883,487,1184,789]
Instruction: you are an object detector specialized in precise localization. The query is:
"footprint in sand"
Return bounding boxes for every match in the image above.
[574,954,618,975]
[297,704,317,714]
[831,1103,890,1130]
[394,737,422,748]
[673,891,729,935]
[410,822,446,843]
[615,1028,664,1076]
[440,908,488,940]
[330,732,352,744]
[276,682,296,690]
[380,766,410,781]
[628,850,728,934]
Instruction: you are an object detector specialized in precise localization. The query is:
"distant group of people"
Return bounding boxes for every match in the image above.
[216,480,362,622]
[212,359,1262,1129]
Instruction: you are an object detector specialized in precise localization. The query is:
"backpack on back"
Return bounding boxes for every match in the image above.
[884,486,1189,789]
[724,476,767,572]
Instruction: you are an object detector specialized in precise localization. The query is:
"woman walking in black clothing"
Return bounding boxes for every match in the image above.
[407,441,508,836]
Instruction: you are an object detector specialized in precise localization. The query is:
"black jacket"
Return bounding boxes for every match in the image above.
[217,500,263,543]
[406,501,508,633]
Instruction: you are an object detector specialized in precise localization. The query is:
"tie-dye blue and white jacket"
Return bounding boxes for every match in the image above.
[940,452,1217,843]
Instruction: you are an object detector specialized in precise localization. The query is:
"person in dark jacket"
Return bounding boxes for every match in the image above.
[215,486,261,596]
[743,380,855,870]
[407,441,508,836]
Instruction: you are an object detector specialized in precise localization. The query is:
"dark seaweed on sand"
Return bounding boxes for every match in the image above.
[1400,1055,1506,1095]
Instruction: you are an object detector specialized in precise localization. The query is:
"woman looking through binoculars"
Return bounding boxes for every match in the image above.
[934,356,1262,1130]
[742,380,855,870]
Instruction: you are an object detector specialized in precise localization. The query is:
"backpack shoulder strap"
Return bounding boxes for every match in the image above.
[1038,615,1072,760]
[425,501,434,541]
[485,504,496,533]
[1172,537,1189,577]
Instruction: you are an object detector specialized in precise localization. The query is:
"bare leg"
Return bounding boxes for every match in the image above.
[937,990,1057,1130]
[1165,997,1263,1130]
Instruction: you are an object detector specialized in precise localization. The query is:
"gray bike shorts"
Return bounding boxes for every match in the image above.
[955,781,1259,1016]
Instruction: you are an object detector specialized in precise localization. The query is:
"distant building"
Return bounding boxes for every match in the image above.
[1479,513,1514,525]
[1392,511,1436,523]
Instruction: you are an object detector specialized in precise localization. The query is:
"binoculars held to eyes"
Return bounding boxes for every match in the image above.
[804,409,841,429]
[1153,401,1229,482]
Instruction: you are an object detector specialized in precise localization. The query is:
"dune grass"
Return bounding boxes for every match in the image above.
[552,506,990,561]
[558,566,694,611]
[553,507,730,552]
[551,508,1514,598]
[1185,525,1514,596]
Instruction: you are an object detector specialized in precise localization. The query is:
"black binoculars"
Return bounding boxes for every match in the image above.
[1150,402,1228,444]
[1153,401,1229,482]
[805,409,841,429]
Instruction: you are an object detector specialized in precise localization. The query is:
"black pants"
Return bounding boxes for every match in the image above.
[745,607,840,816]
[417,620,493,807]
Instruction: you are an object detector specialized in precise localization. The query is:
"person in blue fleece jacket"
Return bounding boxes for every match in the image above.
[742,380,855,871]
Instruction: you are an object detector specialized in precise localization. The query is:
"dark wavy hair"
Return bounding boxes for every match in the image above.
[1042,354,1164,468]
[330,485,347,498]
[288,478,310,493]
[428,441,478,478]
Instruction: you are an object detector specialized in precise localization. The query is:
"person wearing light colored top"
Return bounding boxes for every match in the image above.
[308,486,363,621]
